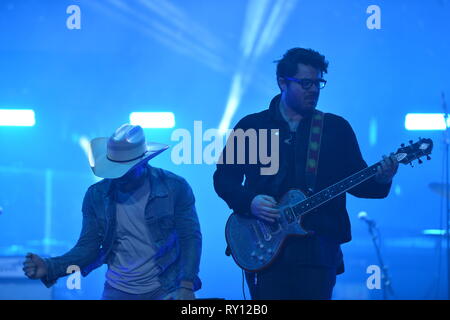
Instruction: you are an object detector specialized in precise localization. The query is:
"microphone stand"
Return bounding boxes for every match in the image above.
[442,92,450,300]
[366,222,395,300]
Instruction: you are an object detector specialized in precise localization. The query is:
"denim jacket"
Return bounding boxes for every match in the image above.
[41,165,202,292]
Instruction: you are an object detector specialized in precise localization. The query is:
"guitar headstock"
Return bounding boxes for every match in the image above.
[395,138,433,165]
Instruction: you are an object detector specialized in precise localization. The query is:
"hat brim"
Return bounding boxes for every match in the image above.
[90,137,169,179]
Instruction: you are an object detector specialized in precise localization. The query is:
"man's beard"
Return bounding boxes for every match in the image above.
[292,103,316,118]
[115,165,147,192]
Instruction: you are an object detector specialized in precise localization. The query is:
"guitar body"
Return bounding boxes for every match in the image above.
[225,189,312,272]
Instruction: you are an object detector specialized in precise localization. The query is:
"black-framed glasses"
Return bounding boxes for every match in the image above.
[284,77,327,90]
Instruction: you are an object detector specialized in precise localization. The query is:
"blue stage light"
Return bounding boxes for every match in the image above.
[405,113,450,131]
[129,112,175,128]
[422,229,446,236]
[0,109,35,126]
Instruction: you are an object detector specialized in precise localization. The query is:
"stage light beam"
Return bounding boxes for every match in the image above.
[405,113,450,131]
[0,109,35,127]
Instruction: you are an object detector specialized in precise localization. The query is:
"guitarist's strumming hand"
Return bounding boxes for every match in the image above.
[251,195,280,223]
[375,153,399,184]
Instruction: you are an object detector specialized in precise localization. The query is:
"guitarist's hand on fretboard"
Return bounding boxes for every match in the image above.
[250,195,280,223]
[375,153,399,184]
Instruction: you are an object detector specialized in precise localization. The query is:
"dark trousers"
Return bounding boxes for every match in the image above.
[245,262,337,300]
[244,235,341,300]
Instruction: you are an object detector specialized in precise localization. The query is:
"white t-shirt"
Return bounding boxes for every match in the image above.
[105,179,162,294]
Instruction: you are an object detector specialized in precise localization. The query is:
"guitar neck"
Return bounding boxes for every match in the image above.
[290,162,383,217]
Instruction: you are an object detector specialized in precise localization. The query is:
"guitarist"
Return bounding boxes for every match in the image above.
[213,48,398,300]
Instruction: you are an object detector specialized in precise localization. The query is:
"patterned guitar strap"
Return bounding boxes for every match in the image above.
[304,110,325,195]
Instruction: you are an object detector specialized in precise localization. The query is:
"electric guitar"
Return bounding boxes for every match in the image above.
[225,138,433,272]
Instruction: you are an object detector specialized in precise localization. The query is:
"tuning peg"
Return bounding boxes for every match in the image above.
[418,158,423,164]
[401,143,405,147]
[409,162,414,167]
[427,155,431,160]
[409,140,413,144]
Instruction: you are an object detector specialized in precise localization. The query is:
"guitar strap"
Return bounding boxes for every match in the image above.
[304,110,324,194]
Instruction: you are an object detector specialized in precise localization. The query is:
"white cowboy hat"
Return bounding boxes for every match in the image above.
[89,124,169,179]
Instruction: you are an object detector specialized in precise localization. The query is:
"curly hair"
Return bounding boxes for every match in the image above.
[275,48,329,79]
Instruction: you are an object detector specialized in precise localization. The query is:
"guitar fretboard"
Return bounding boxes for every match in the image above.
[290,163,381,217]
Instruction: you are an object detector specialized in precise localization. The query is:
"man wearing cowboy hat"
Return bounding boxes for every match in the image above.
[22,124,202,300]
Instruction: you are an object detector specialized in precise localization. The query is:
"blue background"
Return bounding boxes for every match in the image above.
[0,0,449,299]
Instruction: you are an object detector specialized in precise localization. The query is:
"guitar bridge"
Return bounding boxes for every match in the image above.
[257,220,282,240]
[257,220,272,241]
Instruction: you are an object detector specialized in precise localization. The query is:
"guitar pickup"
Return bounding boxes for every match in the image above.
[284,207,295,223]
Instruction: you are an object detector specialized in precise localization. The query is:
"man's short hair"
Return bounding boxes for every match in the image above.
[275,48,329,79]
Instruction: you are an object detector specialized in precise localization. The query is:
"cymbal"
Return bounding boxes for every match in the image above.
[429,182,450,199]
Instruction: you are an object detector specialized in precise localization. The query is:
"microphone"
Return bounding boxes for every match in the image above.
[358,211,376,227]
